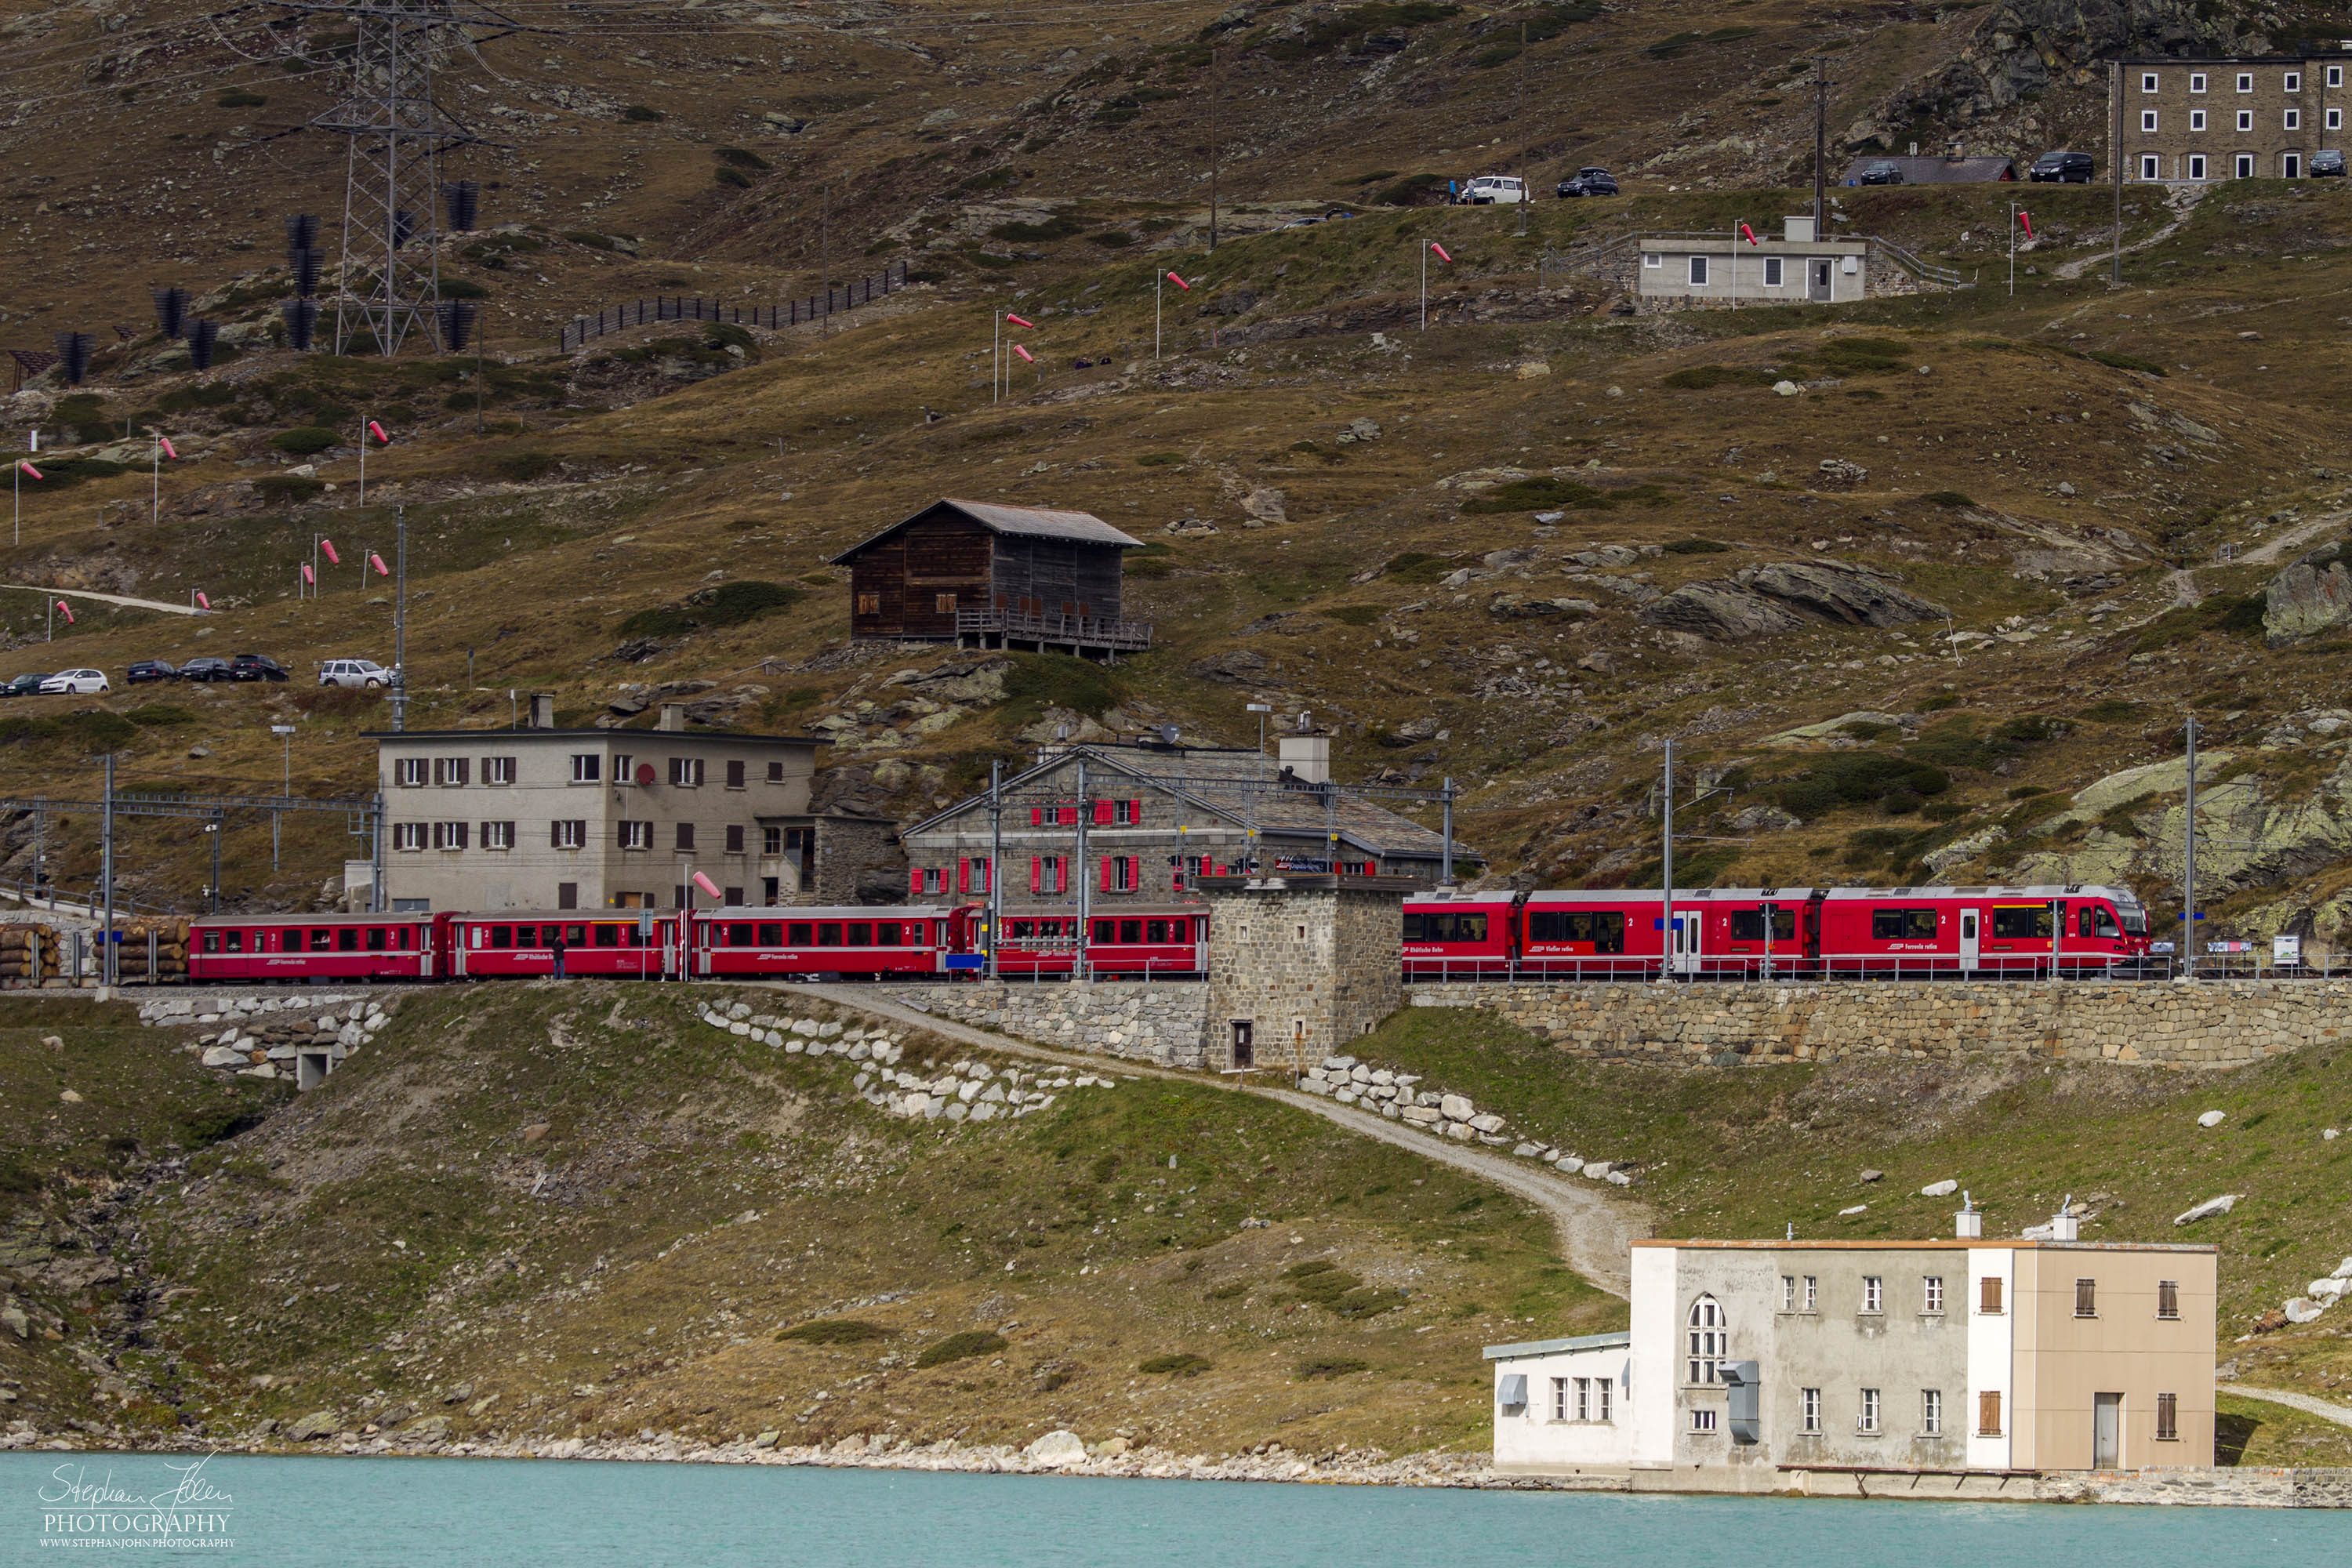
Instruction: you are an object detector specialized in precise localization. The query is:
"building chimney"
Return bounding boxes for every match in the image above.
[1276,731,1330,785]
[528,692,556,729]
[2047,1196,2080,1242]
[1955,1192,1982,1239]
[657,702,686,732]
[1783,216,1815,243]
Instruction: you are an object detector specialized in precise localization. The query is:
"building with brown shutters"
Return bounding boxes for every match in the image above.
[830,499,1152,659]
[2118,53,2352,182]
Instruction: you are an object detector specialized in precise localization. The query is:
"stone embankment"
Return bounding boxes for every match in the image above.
[136,993,394,1083]
[1298,1054,1637,1185]
[883,980,1208,1068]
[1413,979,2352,1069]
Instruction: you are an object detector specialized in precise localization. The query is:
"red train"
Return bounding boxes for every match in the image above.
[1401,884,2153,979]
[180,881,2151,987]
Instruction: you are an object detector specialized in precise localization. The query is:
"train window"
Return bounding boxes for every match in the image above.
[514,924,539,949]
[1093,920,1116,943]
[874,923,900,947]
[1401,913,1426,941]
[758,923,783,946]
[1991,906,2053,941]
[848,923,873,946]
[593,924,619,948]
[310,929,333,952]
[1147,920,1169,944]
[365,927,387,952]
[1008,920,1032,941]
[788,923,813,946]
[490,926,512,949]
[201,930,220,953]
[333,927,354,952]
[729,922,754,946]
[227,929,245,953]
[2078,906,2121,940]
[817,923,843,946]
[1870,909,1938,941]
[397,927,413,950]
[564,925,586,946]
[1730,909,1798,942]
[1457,914,1489,942]
[1120,920,1143,944]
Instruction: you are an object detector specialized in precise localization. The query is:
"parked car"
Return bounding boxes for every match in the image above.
[1460,175,1526,205]
[125,659,178,685]
[2314,149,2347,177]
[2030,150,2095,183]
[39,669,109,695]
[1555,167,1619,198]
[229,653,289,683]
[1,673,48,698]
[180,656,234,683]
[319,658,390,689]
[1858,159,1906,186]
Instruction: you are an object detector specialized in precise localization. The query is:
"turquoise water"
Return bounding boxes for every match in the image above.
[2,1453,2339,1566]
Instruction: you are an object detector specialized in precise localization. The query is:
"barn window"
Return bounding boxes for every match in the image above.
[935,593,957,613]
[856,593,880,615]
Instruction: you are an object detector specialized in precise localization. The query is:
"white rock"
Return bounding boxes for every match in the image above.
[789,1019,820,1036]
[1605,1171,1632,1186]
[2326,1129,2341,1142]
[2284,1298,2325,1324]
[1584,1161,1614,1178]
[980,1083,1007,1104]
[2332,1257,2352,1282]
[764,1030,783,1047]
[238,1063,279,1080]
[1773,379,1800,396]
[1838,1204,1868,1217]
[2172,1193,2240,1226]
[957,1080,982,1102]
[1024,1430,1087,1467]
[727,1003,752,1021]
[1554,1156,1585,1175]
[969,1102,998,1123]
[1439,1094,1473,1121]
[730,1021,752,1036]
[848,1043,871,1062]
[818,1022,843,1039]
[1300,1080,1333,1098]
[785,1040,804,1054]
[2197,1109,2227,1129]
[1323,1055,1357,1073]
[945,1102,968,1123]
[1512,1142,1542,1158]
[201,1046,247,1068]
[1920,1179,1959,1198]
[1334,1088,1359,1105]
[2308,1278,2346,1304]
[1399,1105,1440,1125]
[1443,1123,1474,1141]
[1468,1112,1506,1134]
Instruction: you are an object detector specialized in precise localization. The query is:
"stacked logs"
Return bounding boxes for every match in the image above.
[112,919,189,982]
[0,924,59,986]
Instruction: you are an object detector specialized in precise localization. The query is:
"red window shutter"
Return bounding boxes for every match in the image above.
[1099,856,1112,891]
[909,867,924,896]
[957,857,970,893]
[1060,805,1077,827]
[1128,799,1142,824]
[1029,807,1042,827]
[1031,858,1042,893]
[1094,799,1112,826]
[1056,860,1069,894]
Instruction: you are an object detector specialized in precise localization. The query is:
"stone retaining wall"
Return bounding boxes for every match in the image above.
[1410,980,2352,1069]
[2049,1465,2352,1507]
[882,980,1209,1069]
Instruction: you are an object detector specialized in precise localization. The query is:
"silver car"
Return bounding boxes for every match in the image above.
[318,658,390,689]
[38,669,108,695]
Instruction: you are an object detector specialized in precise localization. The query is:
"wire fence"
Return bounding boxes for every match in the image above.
[557,260,909,351]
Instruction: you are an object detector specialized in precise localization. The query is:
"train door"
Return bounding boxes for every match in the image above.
[1958,908,1980,973]
[1668,908,1703,976]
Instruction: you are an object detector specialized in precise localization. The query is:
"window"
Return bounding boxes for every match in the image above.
[1551,1378,1571,1422]
[1689,1407,1718,1434]
[614,821,646,851]
[2189,154,2209,180]
[395,757,428,787]
[933,592,957,614]
[2237,109,2254,132]
[2158,1279,2180,1320]
[1782,1275,1796,1312]
[1977,1391,2002,1436]
[1032,855,1065,894]
[2332,108,2345,130]
[1730,907,1796,942]
[2075,1277,2097,1318]
[2078,905,2122,939]
[767,761,785,782]
[2190,109,2207,130]
[481,821,515,851]
[1591,1378,1613,1423]
[1101,855,1137,892]
[1643,252,1663,269]
[1991,906,2053,941]
[2237,72,2253,93]
[2141,109,2158,132]
[670,757,705,787]
[2285,71,2301,93]
[2141,153,2162,180]
[2190,71,2208,93]
[569,753,601,783]
[1803,1276,1817,1312]
[2285,107,2302,130]
[725,825,746,854]
[2236,152,2256,178]
[1762,256,1783,288]
[1860,1388,1881,1434]
[432,821,468,850]
[1980,1276,2004,1314]
[2332,66,2345,89]
[557,884,578,912]
[483,757,515,786]
[2140,71,2158,93]
[1689,255,1709,286]
[675,822,695,851]
[1800,1388,1822,1435]
[1924,1276,1945,1315]
[612,753,637,787]
[726,760,746,789]
[393,822,426,851]
[1871,908,1937,941]
[1862,1276,1883,1314]
[434,757,470,786]
[855,592,880,616]
[551,819,585,850]
[1521,909,1626,951]
[1686,1296,1729,1384]
[2156,1392,2179,1441]
[1922,1389,1944,1437]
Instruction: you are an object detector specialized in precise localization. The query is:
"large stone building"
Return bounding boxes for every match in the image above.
[2118,53,2352,181]
[1489,1214,2218,1490]
[369,697,859,913]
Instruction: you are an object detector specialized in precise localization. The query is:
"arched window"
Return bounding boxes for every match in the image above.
[1686,1295,1729,1385]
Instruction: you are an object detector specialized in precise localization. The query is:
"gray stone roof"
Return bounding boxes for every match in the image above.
[829,499,1144,563]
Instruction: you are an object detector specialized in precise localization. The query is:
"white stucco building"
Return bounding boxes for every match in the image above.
[1638,218,1869,306]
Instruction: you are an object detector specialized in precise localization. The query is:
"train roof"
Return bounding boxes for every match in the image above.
[1819,884,2141,903]
[192,912,432,926]
[999,903,1206,918]
[696,905,957,920]
[1406,889,1519,906]
[1509,884,2140,904]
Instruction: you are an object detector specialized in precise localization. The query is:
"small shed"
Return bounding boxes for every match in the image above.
[829,499,1151,658]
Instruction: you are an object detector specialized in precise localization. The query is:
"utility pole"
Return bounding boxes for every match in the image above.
[1073,755,1091,982]
[390,505,408,732]
[820,184,831,336]
[1516,21,1530,238]
[100,754,114,989]
[987,760,1003,981]
[2181,713,2198,979]
[2111,59,2125,287]
[1440,776,1454,886]
[1207,47,1221,254]
[1661,738,1677,983]
[1812,58,1831,234]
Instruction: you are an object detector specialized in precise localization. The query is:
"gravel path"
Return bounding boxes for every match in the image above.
[817,984,1645,1300]
[2219,1384,2352,1428]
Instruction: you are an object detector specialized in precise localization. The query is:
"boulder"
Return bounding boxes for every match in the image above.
[2308,1278,2346,1304]
[1188,649,1270,684]
[1024,1429,1088,1467]
[2263,541,2352,646]
[285,1410,342,1442]
[2284,1298,2326,1324]
[1439,1094,1473,1121]
[2197,1109,2226,1128]
[201,1045,246,1068]
[1730,804,1804,833]
[1467,1112,1506,1134]
[1639,580,1803,641]
[1919,1179,1958,1198]
[2172,1192,2240,1226]
[1736,561,1944,626]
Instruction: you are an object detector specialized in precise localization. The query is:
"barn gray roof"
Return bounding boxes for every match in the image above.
[829,499,1145,564]
[1842,154,2016,184]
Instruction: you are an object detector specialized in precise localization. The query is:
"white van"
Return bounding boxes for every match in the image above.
[319,658,390,688]
[1461,175,1527,205]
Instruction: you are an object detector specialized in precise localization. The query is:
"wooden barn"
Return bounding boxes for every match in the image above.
[830,499,1152,659]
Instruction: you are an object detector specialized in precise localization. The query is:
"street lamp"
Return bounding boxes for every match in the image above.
[1246,702,1272,760]
[271,724,295,870]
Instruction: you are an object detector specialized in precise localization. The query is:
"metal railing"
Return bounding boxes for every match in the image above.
[1870,236,1965,289]
[952,608,1153,652]
[557,261,909,351]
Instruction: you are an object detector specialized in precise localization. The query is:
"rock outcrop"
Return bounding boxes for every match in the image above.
[2263,540,2352,647]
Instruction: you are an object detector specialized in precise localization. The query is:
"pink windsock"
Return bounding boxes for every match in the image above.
[54,601,73,624]
[367,419,390,445]
[159,437,180,460]
[1166,272,1191,291]
[301,563,315,585]
[691,870,722,900]
[1012,344,1034,364]
[320,539,340,565]
[1428,241,1453,263]
[195,592,211,610]
[1006,312,1035,328]
[368,554,389,576]
[17,461,41,480]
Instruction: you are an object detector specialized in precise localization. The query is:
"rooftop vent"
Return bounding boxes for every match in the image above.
[1955,1190,1982,1239]
[657,702,686,732]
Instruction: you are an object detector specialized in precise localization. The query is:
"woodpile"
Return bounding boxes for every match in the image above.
[0,924,59,985]
[113,919,189,981]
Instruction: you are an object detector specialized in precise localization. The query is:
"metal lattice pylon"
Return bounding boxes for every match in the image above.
[273,2,506,355]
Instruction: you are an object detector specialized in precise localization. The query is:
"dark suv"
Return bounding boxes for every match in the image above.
[2030,151,2095,183]
[228,653,289,683]
[2314,149,2347,177]
[1555,167,1619,198]
[180,657,232,683]
[125,659,177,684]
[1858,160,1906,186]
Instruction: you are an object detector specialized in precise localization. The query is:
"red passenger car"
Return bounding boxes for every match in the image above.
[1083,906,1210,978]
[1401,890,1520,978]
[188,913,438,982]
[690,906,953,978]
[446,911,683,978]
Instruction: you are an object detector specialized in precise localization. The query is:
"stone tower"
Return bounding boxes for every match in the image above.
[1198,873,1414,1071]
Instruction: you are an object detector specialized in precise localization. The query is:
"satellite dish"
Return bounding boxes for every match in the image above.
[635,763,655,786]
[1157,723,1179,745]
